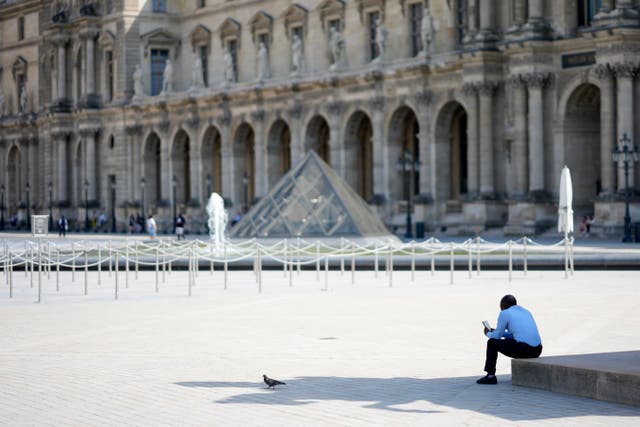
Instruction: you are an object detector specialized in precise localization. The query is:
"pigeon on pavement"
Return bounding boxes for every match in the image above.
[263,374,286,389]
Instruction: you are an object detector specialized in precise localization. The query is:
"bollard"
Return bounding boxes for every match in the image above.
[30,243,34,288]
[9,250,13,298]
[84,243,88,296]
[374,241,379,279]
[316,241,320,281]
[194,241,199,278]
[476,236,481,276]
[210,243,214,275]
[24,241,28,278]
[162,241,166,283]
[570,238,574,276]
[297,237,301,276]
[283,240,288,278]
[289,242,293,287]
[223,242,228,290]
[564,237,569,279]
[258,246,262,294]
[188,242,193,291]
[388,244,393,288]
[108,240,112,278]
[523,237,528,276]
[324,255,329,291]
[115,248,119,299]
[155,245,159,292]
[98,244,102,285]
[430,240,435,276]
[254,242,259,284]
[351,242,355,285]
[125,242,129,288]
[47,241,51,280]
[468,239,472,279]
[37,239,42,304]
[340,237,345,275]
[135,241,139,280]
[188,244,193,297]
[450,242,454,285]
[508,240,513,282]
[411,241,415,282]
[56,248,60,292]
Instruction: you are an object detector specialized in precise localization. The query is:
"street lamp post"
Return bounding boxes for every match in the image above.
[0,184,5,230]
[140,177,146,232]
[84,179,90,232]
[242,172,249,213]
[48,181,53,230]
[26,182,31,230]
[172,175,177,234]
[613,133,640,243]
[396,151,420,239]
[111,179,116,233]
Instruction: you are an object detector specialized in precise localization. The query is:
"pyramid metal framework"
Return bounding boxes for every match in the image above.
[230,151,391,238]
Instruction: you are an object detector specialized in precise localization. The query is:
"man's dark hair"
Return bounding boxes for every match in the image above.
[500,294,517,310]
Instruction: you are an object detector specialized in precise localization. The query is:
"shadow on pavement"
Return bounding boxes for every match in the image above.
[176,376,640,420]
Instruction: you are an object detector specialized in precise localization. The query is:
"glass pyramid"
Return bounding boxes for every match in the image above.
[230,151,391,238]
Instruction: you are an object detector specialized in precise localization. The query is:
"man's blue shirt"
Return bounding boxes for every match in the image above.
[487,305,541,347]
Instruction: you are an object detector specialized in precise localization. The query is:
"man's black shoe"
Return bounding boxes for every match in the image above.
[476,374,497,384]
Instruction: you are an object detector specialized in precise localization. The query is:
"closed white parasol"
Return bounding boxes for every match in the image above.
[558,165,574,234]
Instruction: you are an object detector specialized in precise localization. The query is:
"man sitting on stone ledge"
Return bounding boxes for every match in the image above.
[478,294,543,384]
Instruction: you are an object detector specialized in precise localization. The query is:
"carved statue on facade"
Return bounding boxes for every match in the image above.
[191,56,205,90]
[257,42,270,81]
[329,27,345,71]
[52,0,70,23]
[20,85,28,114]
[161,59,174,94]
[133,64,145,98]
[374,18,387,62]
[291,33,303,75]
[223,47,235,84]
[421,9,435,56]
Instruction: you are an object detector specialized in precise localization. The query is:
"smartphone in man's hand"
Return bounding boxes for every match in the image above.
[482,320,492,330]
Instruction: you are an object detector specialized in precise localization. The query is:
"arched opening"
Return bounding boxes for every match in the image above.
[388,107,420,207]
[434,102,468,208]
[564,83,601,216]
[305,115,330,164]
[344,111,373,200]
[267,119,291,187]
[201,126,222,201]
[233,123,255,213]
[143,132,162,211]
[171,130,191,207]
[7,146,21,216]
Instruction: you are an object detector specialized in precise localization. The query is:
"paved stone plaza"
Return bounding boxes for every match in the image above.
[1,266,639,426]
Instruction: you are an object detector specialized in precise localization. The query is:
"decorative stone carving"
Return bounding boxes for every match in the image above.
[414,90,433,107]
[329,27,346,71]
[291,34,303,75]
[461,82,477,97]
[288,100,303,118]
[161,59,174,94]
[421,8,435,56]
[133,64,145,99]
[327,100,343,116]
[257,42,270,81]
[522,72,550,88]
[191,56,205,90]
[506,74,526,87]
[612,62,639,79]
[476,80,499,96]
[592,63,614,80]
[223,47,235,84]
[251,109,265,122]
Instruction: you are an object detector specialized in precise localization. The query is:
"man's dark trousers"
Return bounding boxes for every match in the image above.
[484,338,542,375]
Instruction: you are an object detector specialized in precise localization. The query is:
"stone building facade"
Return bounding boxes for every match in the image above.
[1,0,640,236]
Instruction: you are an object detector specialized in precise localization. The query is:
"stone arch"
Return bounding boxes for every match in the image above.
[344,110,373,200]
[233,122,255,212]
[142,132,162,211]
[201,126,222,202]
[434,101,468,204]
[304,115,330,164]
[267,119,291,187]
[563,83,601,215]
[171,129,191,207]
[387,106,420,207]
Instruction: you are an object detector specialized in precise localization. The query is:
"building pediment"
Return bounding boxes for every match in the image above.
[248,11,274,45]
[219,17,241,45]
[140,28,180,58]
[98,30,116,47]
[357,0,386,22]
[282,3,308,37]
[12,56,28,81]
[189,24,211,52]
[317,0,346,29]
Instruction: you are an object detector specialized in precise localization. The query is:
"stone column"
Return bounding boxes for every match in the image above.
[251,110,268,198]
[614,63,637,190]
[467,0,478,36]
[54,133,68,203]
[524,73,548,194]
[593,64,616,195]
[477,81,497,195]
[185,119,202,205]
[158,127,172,205]
[126,125,142,201]
[54,36,68,102]
[510,75,528,197]
[414,91,433,200]
[81,130,98,202]
[80,28,98,101]
[328,101,344,177]
[462,83,479,197]
[528,0,543,22]
[288,102,304,165]
[371,96,388,202]
[219,115,234,205]
[513,0,528,25]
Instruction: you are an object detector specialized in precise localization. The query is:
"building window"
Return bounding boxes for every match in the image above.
[152,0,166,13]
[227,39,238,82]
[106,50,114,101]
[199,45,208,86]
[18,16,25,41]
[456,0,469,45]
[150,49,169,96]
[578,0,602,27]
[328,18,341,33]
[410,3,423,56]
[198,0,205,8]
[368,11,380,60]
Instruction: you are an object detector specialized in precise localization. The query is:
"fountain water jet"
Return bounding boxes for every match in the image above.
[206,193,228,247]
